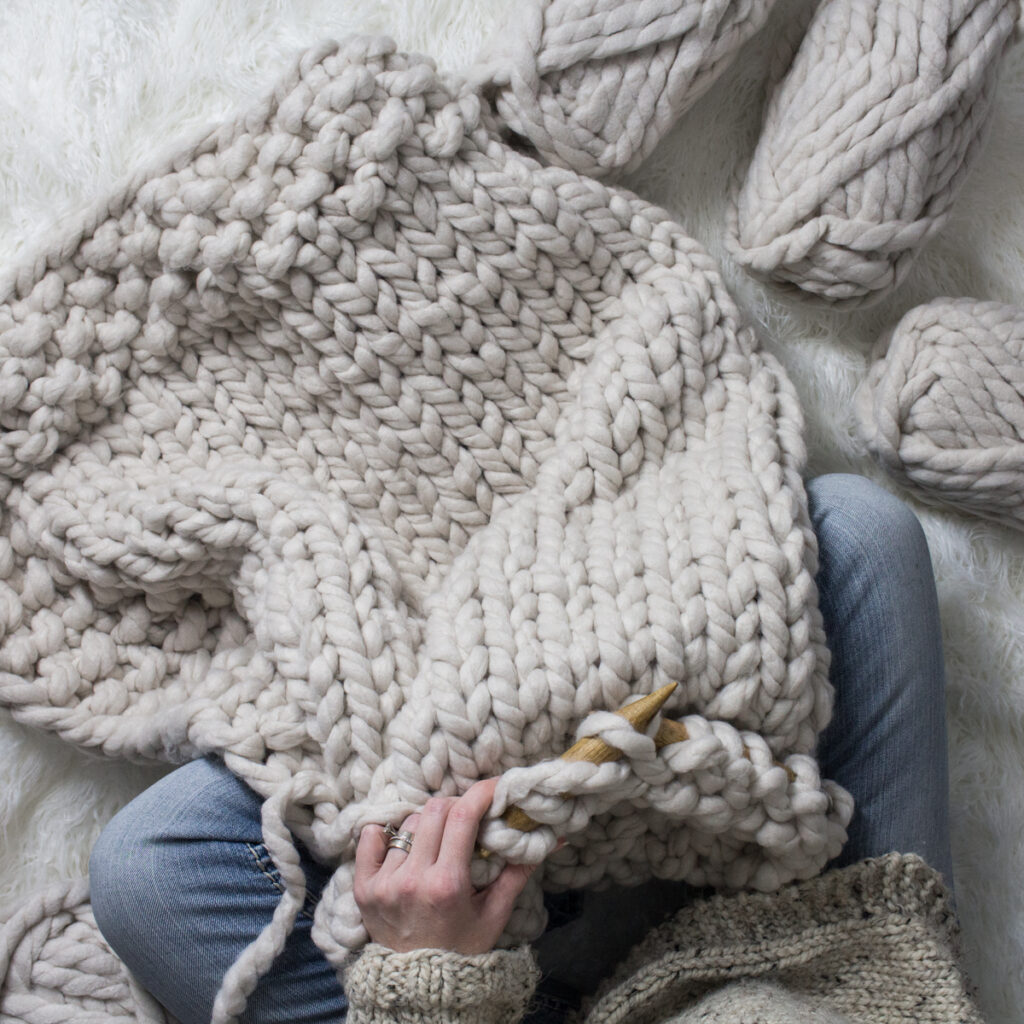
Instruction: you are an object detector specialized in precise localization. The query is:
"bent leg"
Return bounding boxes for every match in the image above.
[808,473,953,885]
[89,755,346,1024]
[89,473,954,1024]
[533,473,956,1012]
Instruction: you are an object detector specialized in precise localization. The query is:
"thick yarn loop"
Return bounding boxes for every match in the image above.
[728,0,1021,306]
[210,771,326,1024]
[855,297,1024,528]
[0,880,172,1023]
[475,711,852,894]
[475,0,779,178]
[0,33,848,1022]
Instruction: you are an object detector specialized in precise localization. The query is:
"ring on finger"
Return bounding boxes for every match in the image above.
[383,824,415,854]
[388,831,414,854]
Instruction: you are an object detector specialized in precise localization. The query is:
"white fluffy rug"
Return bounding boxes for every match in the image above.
[1,1,1022,1020]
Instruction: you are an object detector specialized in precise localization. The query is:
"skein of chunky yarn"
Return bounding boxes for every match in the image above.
[729,0,1021,305]
[855,298,1024,528]
[476,0,779,178]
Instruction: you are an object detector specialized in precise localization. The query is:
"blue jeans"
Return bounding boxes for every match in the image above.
[89,474,952,1024]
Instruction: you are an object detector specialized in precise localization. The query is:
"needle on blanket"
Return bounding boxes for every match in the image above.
[475,684,680,859]
[477,681,798,858]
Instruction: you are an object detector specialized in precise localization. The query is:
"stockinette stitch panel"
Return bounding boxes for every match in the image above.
[729,0,1021,306]
[0,33,851,1020]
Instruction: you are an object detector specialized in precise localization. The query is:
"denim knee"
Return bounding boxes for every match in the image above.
[807,473,945,710]
[89,760,348,1024]
[808,476,951,882]
[806,473,932,585]
[89,797,158,960]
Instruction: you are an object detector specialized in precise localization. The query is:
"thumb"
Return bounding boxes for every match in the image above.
[480,860,536,921]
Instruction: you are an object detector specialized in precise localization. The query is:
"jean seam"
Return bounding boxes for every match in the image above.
[246,842,321,921]
[246,841,286,896]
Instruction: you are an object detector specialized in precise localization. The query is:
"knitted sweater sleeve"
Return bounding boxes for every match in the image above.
[343,943,541,1024]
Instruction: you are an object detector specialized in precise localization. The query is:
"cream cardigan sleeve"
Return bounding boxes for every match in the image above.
[343,943,541,1024]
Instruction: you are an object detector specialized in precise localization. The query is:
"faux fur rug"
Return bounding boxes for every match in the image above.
[0,1,1022,1021]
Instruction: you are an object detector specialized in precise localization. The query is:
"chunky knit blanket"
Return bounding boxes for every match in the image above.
[0,13,855,1023]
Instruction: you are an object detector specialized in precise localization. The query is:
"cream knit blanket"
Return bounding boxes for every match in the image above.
[0,22,852,1023]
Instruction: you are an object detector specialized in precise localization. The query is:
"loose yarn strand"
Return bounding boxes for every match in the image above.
[0,880,171,1023]
[210,774,320,1024]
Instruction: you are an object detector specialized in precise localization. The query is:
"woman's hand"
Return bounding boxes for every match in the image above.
[353,778,536,955]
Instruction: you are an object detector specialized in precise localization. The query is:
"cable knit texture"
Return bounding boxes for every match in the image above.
[729,0,1021,305]
[475,0,780,179]
[0,23,853,1024]
[855,297,1024,528]
[338,855,983,1024]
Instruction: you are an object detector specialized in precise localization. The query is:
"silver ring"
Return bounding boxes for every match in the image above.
[384,824,414,854]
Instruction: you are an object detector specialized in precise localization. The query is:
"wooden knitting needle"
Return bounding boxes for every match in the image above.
[502,683,679,833]
[497,683,796,835]
[476,682,798,856]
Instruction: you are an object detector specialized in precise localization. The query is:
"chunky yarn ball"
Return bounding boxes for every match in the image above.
[855,297,1024,528]
[0,32,850,1024]
[729,0,1021,305]
[478,0,779,178]
[0,881,172,1024]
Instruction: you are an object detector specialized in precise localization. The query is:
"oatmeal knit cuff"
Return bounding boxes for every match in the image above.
[344,943,540,1024]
